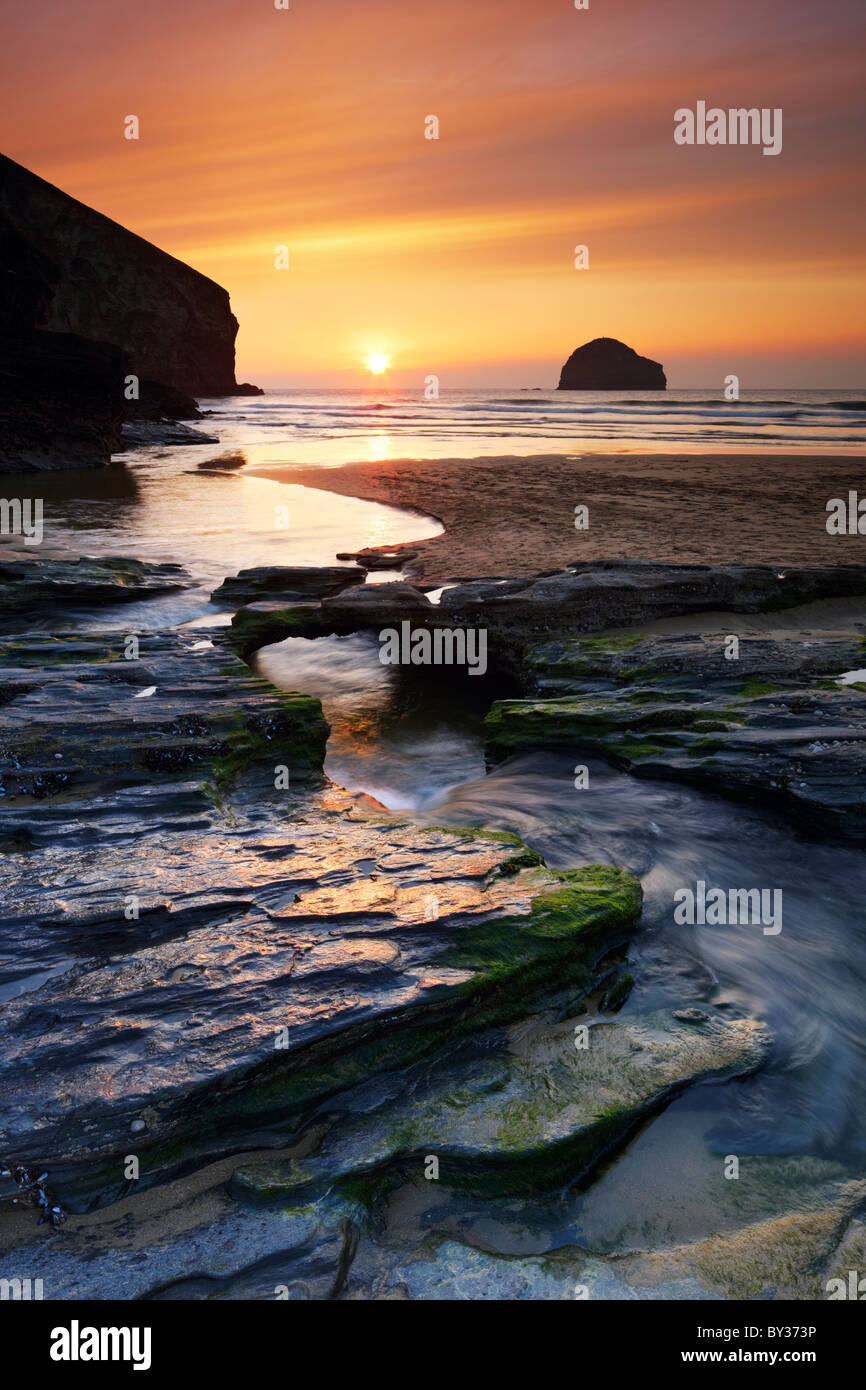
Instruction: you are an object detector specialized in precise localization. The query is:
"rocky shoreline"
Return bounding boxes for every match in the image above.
[2,548,865,1298]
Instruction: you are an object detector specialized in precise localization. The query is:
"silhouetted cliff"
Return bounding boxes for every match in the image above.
[0,154,260,471]
[0,154,258,397]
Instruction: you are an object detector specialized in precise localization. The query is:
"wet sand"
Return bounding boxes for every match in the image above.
[250,452,866,583]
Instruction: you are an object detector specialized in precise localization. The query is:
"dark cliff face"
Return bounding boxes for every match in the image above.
[0,331,129,473]
[0,213,127,470]
[557,337,666,390]
[0,154,260,471]
[0,153,256,398]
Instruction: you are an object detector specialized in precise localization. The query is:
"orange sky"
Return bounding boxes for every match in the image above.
[3,0,865,386]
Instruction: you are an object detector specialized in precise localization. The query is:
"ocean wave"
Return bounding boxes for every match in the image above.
[213,388,866,455]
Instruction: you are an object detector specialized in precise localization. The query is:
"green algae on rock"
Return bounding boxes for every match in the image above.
[0,752,642,1205]
[230,1006,768,1204]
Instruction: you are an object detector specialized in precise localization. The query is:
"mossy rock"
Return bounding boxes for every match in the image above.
[229,605,333,658]
[132,861,642,1191]
[230,1007,768,1204]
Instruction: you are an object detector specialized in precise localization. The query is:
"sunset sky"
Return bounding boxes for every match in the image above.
[3,0,865,387]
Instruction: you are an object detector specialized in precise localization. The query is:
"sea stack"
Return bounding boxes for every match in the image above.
[0,153,261,472]
[557,337,666,390]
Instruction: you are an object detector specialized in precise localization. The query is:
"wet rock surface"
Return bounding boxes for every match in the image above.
[230,1007,768,1202]
[229,581,433,657]
[0,604,648,1217]
[526,633,866,692]
[121,420,220,447]
[0,626,327,800]
[336,548,418,570]
[2,555,862,1299]
[487,632,866,839]
[0,555,190,626]
[439,560,866,643]
[0,756,641,1202]
[229,560,866,661]
[212,565,367,606]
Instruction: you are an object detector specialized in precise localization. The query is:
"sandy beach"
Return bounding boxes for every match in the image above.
[250,452,866,583]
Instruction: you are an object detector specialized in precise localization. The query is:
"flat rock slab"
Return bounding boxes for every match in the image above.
[320,582,431,613]
[120,421,219,447]
[228,561,866,664]
[211,564,366,606]
[0,628,327,799]
[440,560,866,641]
[0,708,640,1201]
[0,555,190,624]
[229,583,434,657]
[336,548,417,569]
[526,633,866,694]
[346,1188,866,1300]
[8,1149,856,1302]
[0,1177,355,1301]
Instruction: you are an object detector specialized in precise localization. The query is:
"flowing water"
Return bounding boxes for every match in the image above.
[255,630,866,1256]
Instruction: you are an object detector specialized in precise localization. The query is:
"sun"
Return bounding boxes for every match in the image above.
[367,352,390,374]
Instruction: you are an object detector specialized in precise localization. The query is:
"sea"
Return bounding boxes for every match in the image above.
[203,386,866,464]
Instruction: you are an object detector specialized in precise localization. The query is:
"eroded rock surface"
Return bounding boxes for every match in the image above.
[3,556,853,1299]
[229,561,866,660]
[0,627,326,799]
[0,614,642,1209]
[231,1007,768,1202]
[120,421,219,448]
